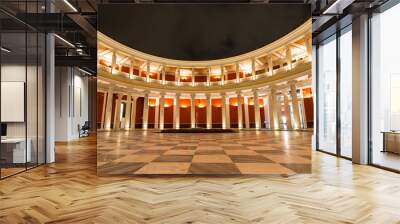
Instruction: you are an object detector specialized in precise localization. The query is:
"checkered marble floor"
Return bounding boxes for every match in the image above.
[97,130,312,175]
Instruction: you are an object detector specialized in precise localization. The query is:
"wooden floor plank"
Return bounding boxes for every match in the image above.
[0,132,399,223]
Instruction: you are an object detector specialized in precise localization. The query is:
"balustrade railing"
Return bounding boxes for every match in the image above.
[98,58,308,87]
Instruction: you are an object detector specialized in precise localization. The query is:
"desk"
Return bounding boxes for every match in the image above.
[1,138,31,163]
[382,131,400,155]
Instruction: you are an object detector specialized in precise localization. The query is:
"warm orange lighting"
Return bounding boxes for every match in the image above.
[303,87,313,98]
[148,98,156,107]
[247,98,264,106]
[179,99,190,108]
[212,99,222,107]
[164,98,173,107]
[195,99,207,108]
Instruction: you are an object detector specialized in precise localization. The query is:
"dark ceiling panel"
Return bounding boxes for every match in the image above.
[98,4,310,60]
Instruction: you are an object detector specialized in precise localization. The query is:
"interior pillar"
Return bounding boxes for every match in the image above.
[174,93,180,129]
[290,82,301,129]
[113,93,122,130]
[129,57,134,79]
[207,67,211,86]
[192,68,195,86]
[267,91,276,129]
[263,96,269,129]
[306,35,312,62]
[100,90,107,129]
[251,58,256,78]
[159,93,165,130]
[352,14,369,164]
[268,56,273,76]
[206,94,212,129]
[154,97,160,129]
[283,91,292,130]
[162,66,166,84]
[131,96,137,129]
[146,61,150,82]
[244,96,250,129]
[272,91,282,129]
[46,27,56,163]
[111,51,116,74]
[104,86,114,129]
[220,66,224,85]
[191,93,196,128]
[221,94,227,129]
[286,46,292,70]
[225,95,231,129]
[237,91,243,129]
[254,89,261,129]
[124,94,132,130]
[236,63,240,82]
[142,92,149,130]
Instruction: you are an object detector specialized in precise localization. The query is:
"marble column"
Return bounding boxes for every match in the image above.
[220,66,224,85]
[113,93,122,130]
[206,94,212,129]
[244,96,250,129]
[236,62,240,82]
[131,96,137,129]
[268,56,273,76]
[100,91,107,129]
[254,90,261,129]
[276,94,283,129]
[124,94,132,130]
[142,92,149,130]
[306,35,312,61]
[111,51,116,74]
[251,58,256,78]
[191,94,196,128]
[176,68,181,85]
[162,66,166,84]
[263,96,269,129]
[146,61,150,82]
[237,91,243,129]
[225,95,231,129]
[221,94,227,129]
[192,68,195,86]
[207,67,211,86]
[267,93,275,129]
[283,92,292,130]
[286,46,292,70]
[300,97,307,129]
[174,93,180,129]
[289,82,301,129]
[159,93,165,130]
[154,97,160,129]
[129,58,134,79]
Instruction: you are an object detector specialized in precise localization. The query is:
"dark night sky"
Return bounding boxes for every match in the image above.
[98,4,310,61]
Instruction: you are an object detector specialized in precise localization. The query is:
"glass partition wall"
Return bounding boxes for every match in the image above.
[316,25,352,159]
[317,35,337,154]
[0,6,46,179]
[370,3,400,171]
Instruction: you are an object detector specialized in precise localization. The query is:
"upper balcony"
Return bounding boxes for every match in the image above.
[97,19,311,92]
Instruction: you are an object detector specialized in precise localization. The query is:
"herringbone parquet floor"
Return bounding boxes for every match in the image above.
[1,133,400,224]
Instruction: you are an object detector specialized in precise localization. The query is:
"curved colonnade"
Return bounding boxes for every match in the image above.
[97,20,313,130]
